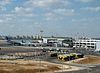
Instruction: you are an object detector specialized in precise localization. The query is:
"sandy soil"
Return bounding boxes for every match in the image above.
[67,55,100,64]
[0,60,80,73]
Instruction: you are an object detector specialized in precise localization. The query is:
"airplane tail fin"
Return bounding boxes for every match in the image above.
[5,36,11,42]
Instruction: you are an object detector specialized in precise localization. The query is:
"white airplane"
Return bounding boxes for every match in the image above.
[5,36,43,46]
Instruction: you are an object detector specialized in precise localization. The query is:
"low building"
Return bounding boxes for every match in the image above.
[42,37,74,47]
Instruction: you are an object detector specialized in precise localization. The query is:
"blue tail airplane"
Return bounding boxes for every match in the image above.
[5,36,42,46]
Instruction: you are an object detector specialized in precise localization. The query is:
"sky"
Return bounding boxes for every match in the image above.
[0,0,100,37]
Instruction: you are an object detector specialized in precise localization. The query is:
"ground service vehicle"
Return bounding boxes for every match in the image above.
[49,52,58,57]
[58,53,84,61]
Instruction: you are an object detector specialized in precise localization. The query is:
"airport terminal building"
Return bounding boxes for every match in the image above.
[74,38,100,51]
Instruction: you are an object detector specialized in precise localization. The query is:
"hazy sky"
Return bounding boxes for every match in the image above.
[0,0,100,37]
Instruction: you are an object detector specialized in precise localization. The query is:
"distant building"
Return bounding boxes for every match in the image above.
[42,37,74,47]
[74,38,100,51]
[62,39,74,47]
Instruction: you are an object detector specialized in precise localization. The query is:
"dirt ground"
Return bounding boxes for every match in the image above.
[0,60,78,73]
[72,55,100,64]
[0,64,60,73]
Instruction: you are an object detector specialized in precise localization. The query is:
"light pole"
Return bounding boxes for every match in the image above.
[40,30,43,39]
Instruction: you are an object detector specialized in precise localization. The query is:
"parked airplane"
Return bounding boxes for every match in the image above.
[5,36,43,46]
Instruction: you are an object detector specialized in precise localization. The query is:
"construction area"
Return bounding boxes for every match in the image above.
[0,47,100,73]
[0,54,100,73]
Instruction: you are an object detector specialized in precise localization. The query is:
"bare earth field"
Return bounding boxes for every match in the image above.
[0,60,80,73]
[68,55,100,64]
